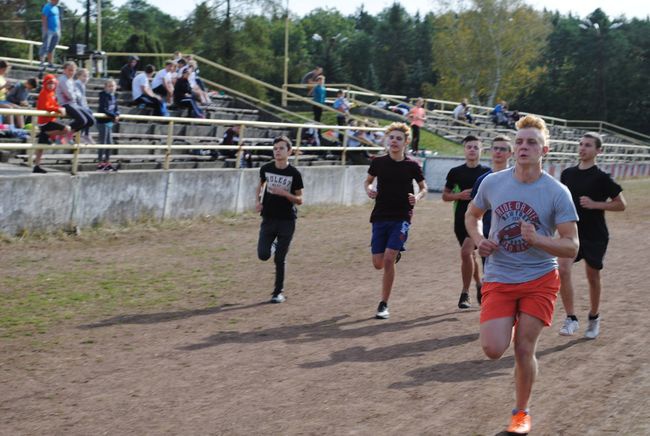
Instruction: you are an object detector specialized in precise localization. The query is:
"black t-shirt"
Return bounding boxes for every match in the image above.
[560,165,622,241]
[368,155,425,223]
[260,162,304,220]
[445,163,491,225]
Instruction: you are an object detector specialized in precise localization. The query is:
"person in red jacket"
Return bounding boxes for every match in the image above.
[34,74,70,173]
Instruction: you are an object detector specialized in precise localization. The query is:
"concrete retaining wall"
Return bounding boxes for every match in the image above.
[1,159,648,235]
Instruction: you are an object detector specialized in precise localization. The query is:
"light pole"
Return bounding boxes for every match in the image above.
[579,18,622,121]
[282,0,289,107]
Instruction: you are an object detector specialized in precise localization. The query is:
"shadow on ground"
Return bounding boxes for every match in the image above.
[179,312,461,351]
[389,338,588,389]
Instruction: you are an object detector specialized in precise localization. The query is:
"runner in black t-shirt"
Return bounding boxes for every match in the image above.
[557,132,626,339]
[470,135,513,304]
[364,122,427,319]
[255,136,304,304]
[443,135,491,309]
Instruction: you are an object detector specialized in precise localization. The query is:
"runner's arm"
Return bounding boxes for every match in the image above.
[521,220,578,259]
[579,193,626,211]
[466,202,497,257]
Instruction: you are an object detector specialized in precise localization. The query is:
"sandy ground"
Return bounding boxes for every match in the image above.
[1,180,649,435]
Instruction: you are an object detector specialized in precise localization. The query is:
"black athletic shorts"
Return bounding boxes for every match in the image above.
[574,239,608,270]
[454,220,470,246]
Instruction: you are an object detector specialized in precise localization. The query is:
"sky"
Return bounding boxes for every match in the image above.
[108,0,650,21]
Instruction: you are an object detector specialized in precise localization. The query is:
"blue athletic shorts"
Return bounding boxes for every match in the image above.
[40,31,60,57]
[371,220,410,254]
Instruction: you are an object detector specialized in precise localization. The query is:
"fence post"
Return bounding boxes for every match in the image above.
[163,120,174,170]
[294,126,302,166]
[28,44,34,63]
[341,128,349,166]
[28,122,37,168]
[71,133,81,175]
[235,124,246,169]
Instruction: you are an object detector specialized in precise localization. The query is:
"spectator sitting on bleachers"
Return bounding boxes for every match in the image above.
[219,125,240,159]
[131,64,169,117]
[491,100,508,127]
[7,77,38,108]
[34,74,70,173]
[118,55,139,92]
[453,98,474,124]
[388,103,410,116]
[173,67,205,119]
[96,78,120,172]
[152,60,177,104]
[74,67,95,144]
[186,60,210,105]
[56,61,95,141]
[0,60,26,129]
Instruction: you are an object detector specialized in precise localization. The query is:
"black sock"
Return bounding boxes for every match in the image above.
[588,313,599,320]
[568,315,578,322]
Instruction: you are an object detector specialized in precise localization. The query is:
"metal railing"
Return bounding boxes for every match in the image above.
[0,108,385,175]
[0,36,69,65]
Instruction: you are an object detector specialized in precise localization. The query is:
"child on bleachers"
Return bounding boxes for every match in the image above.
[56,61,95,143]
[96,79,120,171]
[0,60,26,128]
[74,67,95,144]
[34,74,70,173]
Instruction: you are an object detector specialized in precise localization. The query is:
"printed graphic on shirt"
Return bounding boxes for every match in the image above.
[493,201,540,253]
[265,172,293,194]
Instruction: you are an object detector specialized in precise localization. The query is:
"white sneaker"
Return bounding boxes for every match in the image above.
[584,317,600,339]
[270,292,286,304]
[375,301,389,319]
[559,317,579,336]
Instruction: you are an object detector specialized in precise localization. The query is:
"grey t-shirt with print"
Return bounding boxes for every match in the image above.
[473,167,578,283]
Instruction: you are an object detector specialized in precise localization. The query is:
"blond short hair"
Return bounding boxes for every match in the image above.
[515,114,549,146]
[385,122,411,141]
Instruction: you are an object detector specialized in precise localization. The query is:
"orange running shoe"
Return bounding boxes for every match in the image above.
[507,410,531,434]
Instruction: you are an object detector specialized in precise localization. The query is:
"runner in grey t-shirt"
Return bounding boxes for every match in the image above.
[465,114,579,435]
[473,167,578,283]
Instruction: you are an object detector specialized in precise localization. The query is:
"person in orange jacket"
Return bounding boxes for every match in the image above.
[34,74,70,173]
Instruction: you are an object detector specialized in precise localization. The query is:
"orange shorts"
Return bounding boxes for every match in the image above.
[480,269,560,327]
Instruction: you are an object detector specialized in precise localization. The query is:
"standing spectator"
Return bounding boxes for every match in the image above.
[312,75,326,122]
[0,61,25,128]
[131,65,168,117]
[96,79,120,171]
[173,67,204,119]
[407,97,426,155]
[301,66,323,96]
[557,132,627,339]
[118,56,139,92]
[465,115,578,435]
[151,60,176,104]
[442,135,491,309]
[255,136,304,304]
[363,122,427,319]
[34,74,70,173]
[333,89,350,143]
[39,0,62,71]
[56,61,95,141]
[74,67,95,144]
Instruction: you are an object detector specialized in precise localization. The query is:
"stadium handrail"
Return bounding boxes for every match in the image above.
[0,108,385,174]
[0,36,69,65]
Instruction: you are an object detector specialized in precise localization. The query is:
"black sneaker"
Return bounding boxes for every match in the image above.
[375,301,389,319]
[476,284,483,305]
[458,292,471,309]
[395,252,402,264]
[32,165,48,174]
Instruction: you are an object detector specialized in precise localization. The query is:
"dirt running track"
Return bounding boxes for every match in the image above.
[1,180,649,435]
